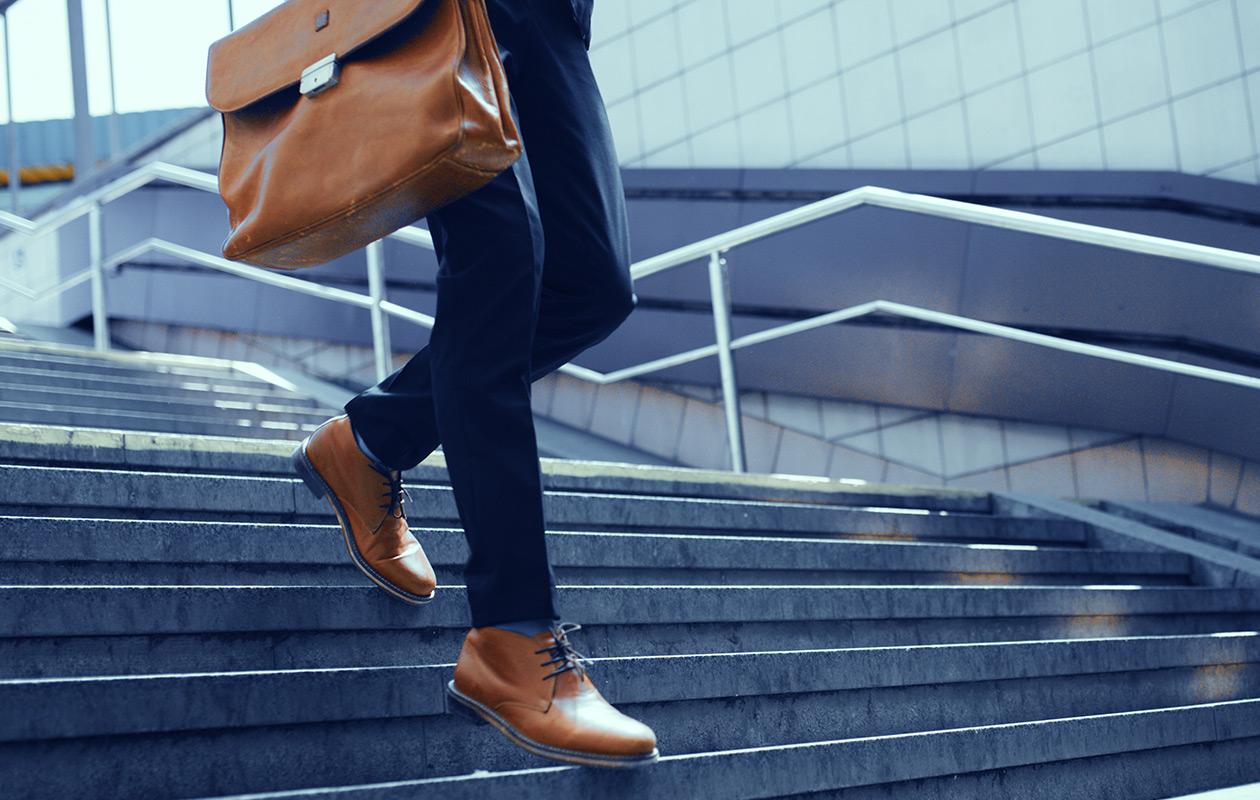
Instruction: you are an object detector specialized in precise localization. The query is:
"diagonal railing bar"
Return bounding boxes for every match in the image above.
[0,267,92,301]
[730,299,1260,391]
[0,207,36,235]
[594,299,1260,391]
[104,238,376,309]
[629,185,1260,279]
[88,237,1260,391]
[3,162,1259,472]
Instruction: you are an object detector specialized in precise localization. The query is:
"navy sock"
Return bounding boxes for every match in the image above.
[492,618,558,636]
[351,424,390,471]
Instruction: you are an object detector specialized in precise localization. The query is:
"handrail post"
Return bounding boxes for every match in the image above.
[88,201,109,351]
[103,0,122,160]
[366,241,392,382]
[2,8,19,213]
[708,250,746,473]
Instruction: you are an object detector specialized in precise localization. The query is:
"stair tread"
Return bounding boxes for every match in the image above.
[0,367,323,403]
[0,465,1087,543]
[0,516,1189,575]
[5,632,1257,741]
[177,697,1260,800]
[3,584,1257,639]
[1,384,333,418]
[0,422,992,512]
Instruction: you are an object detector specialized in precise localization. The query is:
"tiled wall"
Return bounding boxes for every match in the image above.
[591,0,1260,183]
[532,369,1260,514]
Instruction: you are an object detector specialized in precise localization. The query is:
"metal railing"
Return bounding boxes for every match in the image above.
[3,160,1260,472]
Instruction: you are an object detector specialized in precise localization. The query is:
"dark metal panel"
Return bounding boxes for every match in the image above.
[1162,365,1260,459]
[947,336,1176,433]
[726,323,956,409]
[723,205,971,314]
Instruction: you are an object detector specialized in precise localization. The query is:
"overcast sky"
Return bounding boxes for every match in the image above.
[1,0,282,123]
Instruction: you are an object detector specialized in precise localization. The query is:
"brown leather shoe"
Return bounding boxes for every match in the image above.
[292,414,436,605]
[446,622,659,768]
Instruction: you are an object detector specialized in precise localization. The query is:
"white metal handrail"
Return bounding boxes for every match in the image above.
[0,266,92,301]
[632,186,1260,279]
[3,160,1260,472]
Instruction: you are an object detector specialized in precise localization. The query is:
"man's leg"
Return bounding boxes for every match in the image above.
[415,112,559,627]
[377,0,657,767]
[344,281,631,472]
[344,245,634,473]
[345,0,636,628]
[345,0,633,477]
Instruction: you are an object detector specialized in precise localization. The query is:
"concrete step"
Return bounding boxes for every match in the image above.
[200,699,1260,800]
[2,634,1257,800]
[0,465,1087,544]
[31,558,1185,587]
[0,384,333,423]
[0,423,991,513]
[0,403,319,440]
[3,585,1256,640]
[0,349,278,389]
[4,694,1258,799]
[193,738,1260,799]
[0,517,1192,587]
[7,632,1253,742]
[12,605,1260,680]
[0,364,325,407]
[0,561,1187,587]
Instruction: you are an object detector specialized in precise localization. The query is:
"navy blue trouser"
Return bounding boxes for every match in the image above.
[344,0,634,628]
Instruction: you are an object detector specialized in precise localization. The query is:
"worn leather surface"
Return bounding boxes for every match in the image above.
[206,0,521,268]
[453,626,657,757]
[206,0,426,112]
[305,415,437,598]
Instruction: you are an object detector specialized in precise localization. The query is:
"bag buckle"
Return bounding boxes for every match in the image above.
[300,53,340,97]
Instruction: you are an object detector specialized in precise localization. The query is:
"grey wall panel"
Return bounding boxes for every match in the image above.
[581,306,721,374]
[957,205,1260,350]
[624,198,745,301]
[957,219,1191,332]
[725,324,957,410]
[1163,372,1260,458]
[946,336,1177,433]
[723,206,972,315]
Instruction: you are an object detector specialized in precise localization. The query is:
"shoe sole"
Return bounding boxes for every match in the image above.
[445,680,660,769]
[291,430,435,607]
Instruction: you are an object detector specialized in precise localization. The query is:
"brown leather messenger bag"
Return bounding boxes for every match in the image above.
[205,0,521,270]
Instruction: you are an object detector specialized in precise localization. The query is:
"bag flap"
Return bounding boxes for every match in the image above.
[206,0,427,113]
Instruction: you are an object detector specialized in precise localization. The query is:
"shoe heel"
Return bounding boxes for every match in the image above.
[290,440,326,500]
[445,681,486,726]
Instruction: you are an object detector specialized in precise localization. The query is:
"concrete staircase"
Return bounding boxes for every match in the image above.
[2,419,1260,799]
[0,336,672,465]
[0,338,338,440]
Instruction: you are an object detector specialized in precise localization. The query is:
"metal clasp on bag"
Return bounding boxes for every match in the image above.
[300,52,340,97]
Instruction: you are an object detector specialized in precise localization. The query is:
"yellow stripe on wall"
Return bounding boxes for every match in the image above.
[0,163,75,187]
